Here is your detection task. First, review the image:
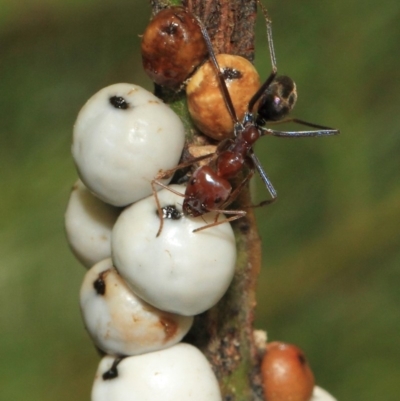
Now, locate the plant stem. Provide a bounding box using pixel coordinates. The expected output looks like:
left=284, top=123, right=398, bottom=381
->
left=148, top=1, right=262, bottom=400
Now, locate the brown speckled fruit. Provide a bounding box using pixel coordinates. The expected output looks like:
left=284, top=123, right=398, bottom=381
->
left=186, top=54, right=260, bottom=140
left=141, top=7, right=208, bottom=88
left=261, top=341, right=315, bottom=401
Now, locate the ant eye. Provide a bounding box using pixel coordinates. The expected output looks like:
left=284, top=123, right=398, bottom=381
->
left=141, top=7, right=208, bottom=88
left=256, top=76, right=297, bottom=124
left=187, top=54, right=260, bottom=140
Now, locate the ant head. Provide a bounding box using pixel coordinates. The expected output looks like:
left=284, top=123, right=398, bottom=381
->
left=256, top=75, right=297, bottom=125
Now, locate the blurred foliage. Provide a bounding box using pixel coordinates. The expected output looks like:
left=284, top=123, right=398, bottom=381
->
left=0, top=0, right=399, bottom=400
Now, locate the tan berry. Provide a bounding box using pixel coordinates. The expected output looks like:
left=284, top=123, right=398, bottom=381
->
left=141, top=7, right=208, bottom=88
left=261, top=341, right=315, bottom=401
left=186, top=54, right=260, bottom=140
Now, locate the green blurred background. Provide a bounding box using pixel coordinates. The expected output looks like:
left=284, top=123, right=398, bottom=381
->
left=1, top=0, right=399, bottom=400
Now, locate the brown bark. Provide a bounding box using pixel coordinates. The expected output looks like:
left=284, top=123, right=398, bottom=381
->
left=148, top=1, right=263, bottom=400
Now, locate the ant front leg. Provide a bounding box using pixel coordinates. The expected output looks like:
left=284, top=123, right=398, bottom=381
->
left=192, top=209, right=247, bottom=233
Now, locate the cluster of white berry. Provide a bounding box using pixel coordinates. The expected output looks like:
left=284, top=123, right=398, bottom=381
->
left=64, top=4, right=339, bottom=400
left=65, top=83, right=237, bottom=400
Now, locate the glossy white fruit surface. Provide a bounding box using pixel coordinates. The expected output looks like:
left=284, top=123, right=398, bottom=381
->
left=112, top=185, right=237, bottom=315
left=65, top=180, right=120, bottom=268
left=311, top=386, right=338, bottom=401
left=80, top=258, right=193, bottom=356
left=72, top=83, right=185, bottom=206
left=91, top=343, right=222, bottom=401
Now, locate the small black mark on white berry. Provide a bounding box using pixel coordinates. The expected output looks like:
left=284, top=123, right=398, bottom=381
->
left=102, top=357, right=125, bottom=380
left=160, top=205, right=182, bottom=220
left=93, top=272, right=107, bottom=295
left=109, top=96, right=129, bottom=109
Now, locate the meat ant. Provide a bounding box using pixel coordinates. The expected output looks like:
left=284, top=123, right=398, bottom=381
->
left=152, top=7, right=339, bottom=236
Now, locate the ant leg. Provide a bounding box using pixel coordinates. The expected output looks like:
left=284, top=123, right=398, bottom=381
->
left=219, top=167, right=255, bottom=211
left=260, top=125, right=339, bottom=138
left=193, top=161, right=274, bottom=233
left=273, top=117, right=338, bottom=131
left=194, top=18, right=239, bottom=125
left=192, top=209, right=247, bottom=233
left=247, top=70, right=277, bottom=115
left=248, top=151, right=278, bottom=200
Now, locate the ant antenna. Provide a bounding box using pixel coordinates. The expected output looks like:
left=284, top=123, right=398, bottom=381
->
left=248, top=1, right=281, bottom=114
left=195, top=18, right=240, bottom=127
left=256, top=0, right=277, bottom=73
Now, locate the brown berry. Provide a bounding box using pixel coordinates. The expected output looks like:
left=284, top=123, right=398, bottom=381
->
left=186, top=54, right=260, bottom=140
left=141, top=7, right=208, bottom=88
left=261, top=341, right=315, bottom=401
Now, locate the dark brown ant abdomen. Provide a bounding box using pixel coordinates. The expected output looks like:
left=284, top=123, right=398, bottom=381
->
left=257, top=75, right=298, bottom=124
left=183, top=166, right=231, bottom=217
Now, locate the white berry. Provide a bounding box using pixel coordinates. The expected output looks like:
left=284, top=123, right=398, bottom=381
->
left=111, top=185, right=237, bottom=316
left=80, top=258, right=193, bottom=356
left=91, top=343, right=222, bottom=401
left=311, top=386, right=338, bottom=401
left=72, top=83, right=185, bottom=206
left=65, top=180, right=120, bottom=268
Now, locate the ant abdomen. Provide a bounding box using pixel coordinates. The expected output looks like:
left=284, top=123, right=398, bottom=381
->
left=256, top=75, right=298, bottom=124
left=183, top=166, right=232, bottom=217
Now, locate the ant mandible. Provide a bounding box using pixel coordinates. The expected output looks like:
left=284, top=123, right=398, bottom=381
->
left=152, top=6, right=339, bottom=236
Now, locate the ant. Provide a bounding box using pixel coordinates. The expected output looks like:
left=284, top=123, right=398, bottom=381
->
left=152, top=6, right=339, bottom=236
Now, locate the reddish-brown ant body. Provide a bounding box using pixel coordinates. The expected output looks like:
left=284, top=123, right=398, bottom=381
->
left=152, top=8, right=339, bottom=236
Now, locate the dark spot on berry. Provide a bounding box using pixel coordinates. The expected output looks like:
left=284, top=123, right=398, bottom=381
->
left=102, top=357, right=125, bottom=380
left=109, top=96, right=129, bottom=109
left=297, top=352, right=307, bottom=366
left=160, top=205, right=182, bottom=220
left=214, top=196, right=222, bottom=204
left=162, top=22, right=179, bottom=35
left=222, top=68, right=242, bottom=81
left=93, top=271, right=107, bottom=295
